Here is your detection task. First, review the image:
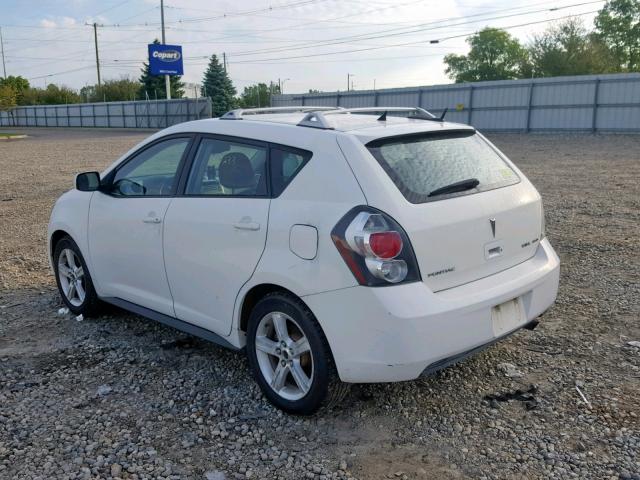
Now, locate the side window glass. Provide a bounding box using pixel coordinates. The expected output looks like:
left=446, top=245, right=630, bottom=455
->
left=111, top=138, right=189, bottom=196
left=185, top=138, right=267, bottom=196
left=270, top=147, right=311, bottom=196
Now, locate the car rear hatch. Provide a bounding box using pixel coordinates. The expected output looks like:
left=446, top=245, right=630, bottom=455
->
left=363, top=129, right=543, bottom=292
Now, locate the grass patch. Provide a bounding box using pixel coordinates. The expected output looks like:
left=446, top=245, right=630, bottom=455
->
left=0, top=133, right=24, bottom=139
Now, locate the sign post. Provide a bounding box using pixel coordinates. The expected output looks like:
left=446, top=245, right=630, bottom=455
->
left=160, top=0, right=170, bottom=100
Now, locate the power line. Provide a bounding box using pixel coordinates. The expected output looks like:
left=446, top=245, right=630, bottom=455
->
left=83, top=0, right=599, bottom=66
left=92, top=0, right=131, bottom=18
left=223, top=0, right=605, bottom=58
left=28, top=65, right=94, bottom=80
left=100, top=0, right=330, bottom=27
left=221, top=8, right=601, bottom=65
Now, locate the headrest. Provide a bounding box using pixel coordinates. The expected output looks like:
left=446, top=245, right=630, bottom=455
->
left=218, top=152, right=255, bottom=188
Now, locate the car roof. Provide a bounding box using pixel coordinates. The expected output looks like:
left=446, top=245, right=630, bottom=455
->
left=169, top=110, right=474, bottom=144
left=103, top=109, right=474, bottom=177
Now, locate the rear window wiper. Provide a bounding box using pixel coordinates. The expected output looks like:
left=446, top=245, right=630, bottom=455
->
left=428, top=178, right=479, bottom=197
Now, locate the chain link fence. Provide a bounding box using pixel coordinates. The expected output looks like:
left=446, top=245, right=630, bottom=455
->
left=0, top=97, right=212, bottom=129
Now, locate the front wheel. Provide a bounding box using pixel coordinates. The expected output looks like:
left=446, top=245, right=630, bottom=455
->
left=246, top=292, right=349, bottom=414
left=53, top=236, right=101, bottom=316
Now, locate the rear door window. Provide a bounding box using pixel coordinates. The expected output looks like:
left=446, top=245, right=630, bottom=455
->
left=185, top=138, right=268, bottom=196
left=367, top=131, right=519, bottom=204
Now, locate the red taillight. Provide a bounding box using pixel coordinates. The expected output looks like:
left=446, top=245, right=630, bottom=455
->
left=369, top=231, right=403, bottom=259
left=332, top=208, right=421, bottom=286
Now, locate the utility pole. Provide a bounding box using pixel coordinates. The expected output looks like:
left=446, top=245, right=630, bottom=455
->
left=0, top=26, right=7, bottom=79
left=160, top=0, right=171, bottom=100
left=92, top=23, right=101, bottom=87
left=278, top=78, right=290, bottom=94
left=223, top=52, right=227, bottom=72
left=347, top=73, right=354, bottom=92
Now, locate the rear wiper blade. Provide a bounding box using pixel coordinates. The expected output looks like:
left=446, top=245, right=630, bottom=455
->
left=428, top=178, right=479, bottom=197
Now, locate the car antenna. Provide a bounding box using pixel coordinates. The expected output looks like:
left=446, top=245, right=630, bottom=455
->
left=438, top=108, right=448, bottom=121
left=377, top=110, right=387, bottom=121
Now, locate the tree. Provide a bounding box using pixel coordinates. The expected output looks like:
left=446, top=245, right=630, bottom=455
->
left=444, top=28, right=530, bottom=82
left=529, top=18, right=615, bottom=76
left=20, top=84, right=81, bottom=105
left=138, top=39, right=185, bottom=100
left=201, top=54, right=236, bottom=116
left=0, top=76, right=30, bottom=105
left=237, top=82, right=280, bottom=108
left=81, top=77, right=140, bottom=102
left=594, top=0, right=640, bottom=71
left=0, top=84, right=17, bottom=111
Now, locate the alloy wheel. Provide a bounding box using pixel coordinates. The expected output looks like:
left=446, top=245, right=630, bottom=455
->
left=254, top=311, right=314, bottom=401
left=57, top=248, right=86, bottom=307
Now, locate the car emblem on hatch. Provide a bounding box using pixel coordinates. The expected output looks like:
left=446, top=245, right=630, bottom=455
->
left=489, top=218, right=496, bottom=238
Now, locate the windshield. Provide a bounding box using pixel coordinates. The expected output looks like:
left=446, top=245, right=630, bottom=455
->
left=366, top=131, right=520, bottom=203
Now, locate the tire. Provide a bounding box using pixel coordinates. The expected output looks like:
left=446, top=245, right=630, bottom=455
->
left=246, top=292, right=349, bottom=415
left=53, top=236, right=101, bottom=317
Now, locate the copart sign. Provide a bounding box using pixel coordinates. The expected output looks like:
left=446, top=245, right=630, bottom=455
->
left=148, top=44, right=184, bottom=75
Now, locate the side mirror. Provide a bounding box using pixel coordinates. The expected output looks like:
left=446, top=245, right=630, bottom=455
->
left=76, top=172, right=100, bottom=192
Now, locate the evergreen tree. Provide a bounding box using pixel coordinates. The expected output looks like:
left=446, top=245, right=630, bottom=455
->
left=201, top=54, right=236, bottom=116
left=138, top=39, right=185, bottom=100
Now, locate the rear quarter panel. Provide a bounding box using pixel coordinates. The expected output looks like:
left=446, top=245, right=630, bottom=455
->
left=232, top=131, right=367, bottom=335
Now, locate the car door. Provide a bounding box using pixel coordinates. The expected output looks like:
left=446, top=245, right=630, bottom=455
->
left=88, top=135, right=193, bottom=316
left=163, top=135, right=270, bottom=335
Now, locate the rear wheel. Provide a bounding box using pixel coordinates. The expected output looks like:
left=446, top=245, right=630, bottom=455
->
left=246, top=292, right=349, bottom=414
left=53, top=236, right=101, bottom=316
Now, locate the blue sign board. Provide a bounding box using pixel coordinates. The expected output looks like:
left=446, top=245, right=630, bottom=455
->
left=148, top=44, right=183, bottom=75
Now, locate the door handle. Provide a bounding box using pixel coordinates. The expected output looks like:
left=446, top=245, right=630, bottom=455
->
left=143, top=217, right=162, bottom=224
left=233, top=221, right=260, bottom=231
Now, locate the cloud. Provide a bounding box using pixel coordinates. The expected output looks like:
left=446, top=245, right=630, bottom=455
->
left=15, top=0, right=602, bottom=92
left=62, top=16, right=77, bottom=27
left=40, top=18, right=57, bottom=28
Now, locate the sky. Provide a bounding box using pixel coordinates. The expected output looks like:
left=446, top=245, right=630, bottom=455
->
left=0, top=0, right=604, bottom=94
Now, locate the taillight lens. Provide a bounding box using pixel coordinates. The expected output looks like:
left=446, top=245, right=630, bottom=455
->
left=369, top=231, right=403, bottom=259
left=331, top=207, right=421, bottom=286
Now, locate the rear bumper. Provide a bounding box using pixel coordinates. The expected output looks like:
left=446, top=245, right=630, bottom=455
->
left=303, top=238, right=560, bottom=383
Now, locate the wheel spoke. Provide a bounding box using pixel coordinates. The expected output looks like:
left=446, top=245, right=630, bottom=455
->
left=75, top=281, right=86, bottom=301
left=272, top=313, right=289, bottom=342
left=66, top=281, right=76, bottom=300
left=270, top=363, right=288, bottom=392
left=65, top=249, right=77, bottom=269
left=291, top=337, right=310, bottom=357
left=290, top=361, right=311, bottom=394
left=255, top=335, right=279, bottom=356
left=58, top=264, right=72, bottom=278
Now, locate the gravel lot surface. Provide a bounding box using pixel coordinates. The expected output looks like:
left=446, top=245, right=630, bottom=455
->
left=1, top=128, right=639, bottom=480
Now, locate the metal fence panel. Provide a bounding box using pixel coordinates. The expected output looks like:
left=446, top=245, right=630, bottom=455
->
left=0, top=97, right=213, bottom=129
left=271, top=73, right=640, bottom=133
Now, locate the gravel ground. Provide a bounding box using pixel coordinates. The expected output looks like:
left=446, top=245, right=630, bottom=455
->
left=0, top=128, right=638, bottom=480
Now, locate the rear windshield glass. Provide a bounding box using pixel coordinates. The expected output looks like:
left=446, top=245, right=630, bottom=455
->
left=366, top=131, right=519, bottom=204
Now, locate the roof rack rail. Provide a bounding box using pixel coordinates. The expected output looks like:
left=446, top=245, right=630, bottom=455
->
left=296, top=106, right=438, bottom=130
left=337, top=107, right=436, bottom=119
left=220, top=106, right=341, bottom=120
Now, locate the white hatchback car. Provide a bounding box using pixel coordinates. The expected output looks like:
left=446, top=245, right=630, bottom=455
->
left=48, top=107, right=559, bottom=414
